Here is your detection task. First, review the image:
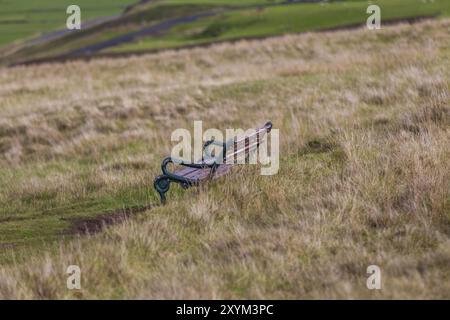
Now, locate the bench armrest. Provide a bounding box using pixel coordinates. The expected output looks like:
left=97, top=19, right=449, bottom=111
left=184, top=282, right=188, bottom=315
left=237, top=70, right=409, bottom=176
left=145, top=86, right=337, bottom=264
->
left=161, top=157, right=216, bottom=174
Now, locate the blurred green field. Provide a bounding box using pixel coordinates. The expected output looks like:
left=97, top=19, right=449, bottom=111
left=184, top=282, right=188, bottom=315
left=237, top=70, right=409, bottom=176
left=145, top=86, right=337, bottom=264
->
left=110, top=0, right=450, bottom=52
left=1, top=0, right=450, bottom=65
left=0, top=0, right=287, bottom=48
left=0, top=0, right=137, bottom=47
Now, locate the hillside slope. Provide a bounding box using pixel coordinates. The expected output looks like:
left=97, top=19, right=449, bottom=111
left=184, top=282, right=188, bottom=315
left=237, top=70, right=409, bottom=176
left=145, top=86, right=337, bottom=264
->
left=0, top=19, right=449, bottom=298
left=0, top=0, right=137, bottom=47
left=2, top=0, right=449, bottom=66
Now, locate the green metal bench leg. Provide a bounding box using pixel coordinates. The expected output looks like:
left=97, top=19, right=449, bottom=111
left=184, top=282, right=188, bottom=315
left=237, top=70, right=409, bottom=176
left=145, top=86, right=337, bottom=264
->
left=154, top=175, right=170, bottom=204
left=154, top=156, right=218, bottom=204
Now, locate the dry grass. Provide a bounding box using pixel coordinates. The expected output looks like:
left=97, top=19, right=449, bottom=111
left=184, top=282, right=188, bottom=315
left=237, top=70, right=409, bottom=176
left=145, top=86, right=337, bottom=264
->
left=0, top=18, right=449, bottom=299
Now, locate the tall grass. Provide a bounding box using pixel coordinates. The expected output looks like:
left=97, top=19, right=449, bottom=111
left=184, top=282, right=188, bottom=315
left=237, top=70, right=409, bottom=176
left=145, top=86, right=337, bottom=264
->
left=0, top=18, right=449, bottom=298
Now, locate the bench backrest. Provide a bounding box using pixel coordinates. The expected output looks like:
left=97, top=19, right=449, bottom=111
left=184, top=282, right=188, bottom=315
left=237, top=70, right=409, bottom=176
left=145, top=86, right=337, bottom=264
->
left=205, top=121, right=272, bottom=165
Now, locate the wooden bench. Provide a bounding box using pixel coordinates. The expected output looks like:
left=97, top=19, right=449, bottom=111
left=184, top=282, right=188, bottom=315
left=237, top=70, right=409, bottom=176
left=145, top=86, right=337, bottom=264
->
left=154, top=121, right=272, bottom=203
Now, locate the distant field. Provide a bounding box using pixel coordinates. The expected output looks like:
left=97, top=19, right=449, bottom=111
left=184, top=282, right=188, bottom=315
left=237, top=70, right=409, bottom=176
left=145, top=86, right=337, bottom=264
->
left=0, top=0, right=287, bottom=48
left=0, top=0, right=137, bottom=47
left=2, top=0, right=450, bottom=65
left=110, top=0, right=450, bottom=52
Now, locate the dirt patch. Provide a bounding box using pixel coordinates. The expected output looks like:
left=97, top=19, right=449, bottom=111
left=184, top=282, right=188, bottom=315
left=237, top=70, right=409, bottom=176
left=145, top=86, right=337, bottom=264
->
left=63, top=204, right=154, bottom=235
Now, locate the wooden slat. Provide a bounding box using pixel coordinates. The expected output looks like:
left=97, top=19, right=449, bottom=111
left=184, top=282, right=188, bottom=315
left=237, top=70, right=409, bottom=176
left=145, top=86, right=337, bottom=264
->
left=225, top=128, right=267, bottom=162
left=184, top=168, right=210, bottom=180
left=234, top=137, right=237, bottom=164
left=245, top=136, right=249, bottom=163
left=225, top=140, right=259, bottom=162
left=174, top=166, right=200, bottom=177
left=175, top=164, right=232, bottom=182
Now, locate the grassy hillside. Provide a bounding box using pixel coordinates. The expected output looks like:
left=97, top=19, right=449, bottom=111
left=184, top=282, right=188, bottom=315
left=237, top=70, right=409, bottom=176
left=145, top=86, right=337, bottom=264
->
left=2, top=0, right=450, bottom=65
left=0, top=0, right=287, bottom=48
left=0, top=18, right=449, bottom=298
left=0, top=0, right=278, bottom=64
left=110, top=0, right=450, bottom=52
left=0, top=0, right=138, bottom=47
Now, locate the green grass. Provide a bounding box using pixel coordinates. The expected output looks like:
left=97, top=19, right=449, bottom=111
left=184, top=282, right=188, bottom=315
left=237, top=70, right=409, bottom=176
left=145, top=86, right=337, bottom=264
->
left=3, top=0, right=450, bottom=65
left=110, top=0, right=450, bottom=52
left=0, top=0, right=137, bottom=47
left=0, top=145, right=158, bottom=251
left=0, top=0, right=286, bottom=49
